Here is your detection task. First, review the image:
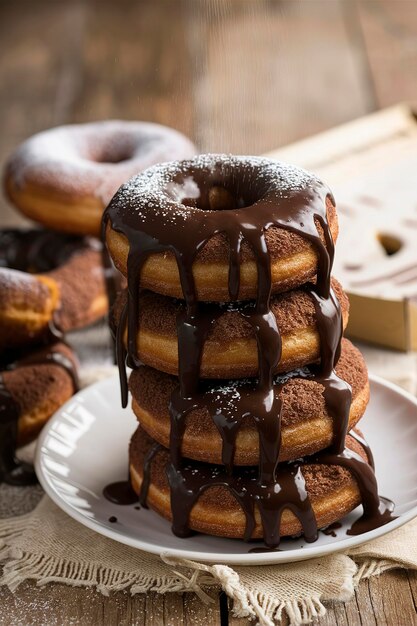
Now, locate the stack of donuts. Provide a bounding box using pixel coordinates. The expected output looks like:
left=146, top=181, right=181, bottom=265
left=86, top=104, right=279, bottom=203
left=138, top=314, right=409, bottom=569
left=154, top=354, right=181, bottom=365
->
left=0, top=120, right=196, bottom=486
left=104, top=154, right=394, bottom=547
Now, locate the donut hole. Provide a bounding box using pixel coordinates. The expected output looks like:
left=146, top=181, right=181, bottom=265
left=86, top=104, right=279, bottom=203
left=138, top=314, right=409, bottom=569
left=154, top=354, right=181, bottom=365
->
left=377, top=233, right=403, bottom=256
left=166, top=159, right=274, bottom=211
left=180, top=185, right=250, bottom=211
left=94, top=146, right=133, bottom=164
left=170, top=177, right=263, bottom=212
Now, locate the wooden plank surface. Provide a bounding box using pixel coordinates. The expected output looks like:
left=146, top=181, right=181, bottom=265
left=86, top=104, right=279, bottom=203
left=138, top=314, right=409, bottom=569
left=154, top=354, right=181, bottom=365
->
left=1, top=0, right=417, bottom=624
left=356, top=0, right=417, bottom=108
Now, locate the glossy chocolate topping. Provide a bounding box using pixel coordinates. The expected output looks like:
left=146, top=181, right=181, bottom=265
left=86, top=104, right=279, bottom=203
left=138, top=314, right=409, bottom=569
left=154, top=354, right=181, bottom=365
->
left=0, top=344, right=79, bottom=486
left=104, top=154, right=394, bottom=546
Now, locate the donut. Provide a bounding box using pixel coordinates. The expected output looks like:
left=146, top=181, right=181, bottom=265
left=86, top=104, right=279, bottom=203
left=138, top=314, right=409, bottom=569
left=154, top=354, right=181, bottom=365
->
left=0, top=228, right=108, bottom=349
left=104, top=155, right=338, bottom=302
left=0, top=342, right=78, bottom=485
left=113, top=277, right=349, bottom=379
left=4, top=121, right=196, bottom=237
left=129, top=427, right=374, bottom=542
left=130, top=339, right=368, bottom=465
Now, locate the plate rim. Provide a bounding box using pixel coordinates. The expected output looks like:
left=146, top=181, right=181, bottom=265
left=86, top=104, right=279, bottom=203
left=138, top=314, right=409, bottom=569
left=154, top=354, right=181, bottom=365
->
left=35, top=373, right=417, bottom=565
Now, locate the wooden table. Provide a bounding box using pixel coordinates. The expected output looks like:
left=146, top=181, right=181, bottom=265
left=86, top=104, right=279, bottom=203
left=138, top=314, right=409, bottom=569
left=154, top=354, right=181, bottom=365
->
left=1, top=1, right=416, bottom=623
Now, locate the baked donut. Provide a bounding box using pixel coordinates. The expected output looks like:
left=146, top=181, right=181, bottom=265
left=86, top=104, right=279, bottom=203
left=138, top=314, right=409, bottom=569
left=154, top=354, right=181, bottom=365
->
left=0, top=342, right=78, bottom=485
left=114, top=277, right=349, bottom=379
left=130, top=339, right=368, bottom=465
left=104, top=155, right=338, bottom=301
left=0, top=228, right=108, bottom=349
left=129, top=427, right=374, bottom=541
left=4, top=121, right=196, bottom=237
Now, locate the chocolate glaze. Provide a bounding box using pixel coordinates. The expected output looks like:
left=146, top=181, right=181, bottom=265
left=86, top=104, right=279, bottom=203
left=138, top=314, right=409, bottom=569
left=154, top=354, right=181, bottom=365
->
left=104, top=155, right=394, bottom=547
left=136, top=428, right=393, bottom=542
left=101, top=245, right=124, bottom=364
left=138, top=441, right=163, bottom=508
left=103, top=479, right=138, bottom=505
left=0, top=344, right=78, bottom=486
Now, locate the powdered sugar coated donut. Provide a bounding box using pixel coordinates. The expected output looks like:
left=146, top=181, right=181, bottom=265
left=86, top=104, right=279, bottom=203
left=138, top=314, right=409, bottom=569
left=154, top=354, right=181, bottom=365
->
left=4, top=120, right=196, bottom=236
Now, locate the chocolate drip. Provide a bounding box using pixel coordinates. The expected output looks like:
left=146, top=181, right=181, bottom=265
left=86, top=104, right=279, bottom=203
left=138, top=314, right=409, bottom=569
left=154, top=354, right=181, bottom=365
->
left=103, top=479, right=138, bottom=505
left=101, top=236, right=125, bottom=365
left=0, top=344, right=78, bottom=486
left=309, top=288, right=352, bottom=454
left=104, top=155, right=394, bottom=546
left=138, top=441, right=163, bottom=507
left=103, top=437, right=162, bottom=510
left=308, top=445, right=395, bottom=535
left=166, top=458, right=317, bottom=544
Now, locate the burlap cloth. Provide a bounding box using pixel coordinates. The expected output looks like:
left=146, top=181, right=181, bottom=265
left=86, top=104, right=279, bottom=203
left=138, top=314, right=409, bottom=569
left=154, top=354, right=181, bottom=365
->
left=0, top=326, right=416, bottom=626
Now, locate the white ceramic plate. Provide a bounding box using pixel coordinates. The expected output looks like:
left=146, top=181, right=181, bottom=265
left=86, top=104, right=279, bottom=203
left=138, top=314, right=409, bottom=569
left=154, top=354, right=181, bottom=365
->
left=35, top=374, right=417, bottom=565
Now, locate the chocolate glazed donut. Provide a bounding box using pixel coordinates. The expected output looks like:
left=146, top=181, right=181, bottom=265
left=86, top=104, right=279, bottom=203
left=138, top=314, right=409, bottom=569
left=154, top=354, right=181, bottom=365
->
left=104, top=155, right=394, bottom=547
left=105, top=157, right=339, bottom=301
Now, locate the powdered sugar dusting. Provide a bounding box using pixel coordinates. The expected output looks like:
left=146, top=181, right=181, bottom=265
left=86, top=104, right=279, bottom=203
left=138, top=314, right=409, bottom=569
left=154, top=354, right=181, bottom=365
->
left=111, top=154, right=321, bottom=225
left=5, top=120, right=196, bottom=204
left=204, top=366, right=310, bottom=413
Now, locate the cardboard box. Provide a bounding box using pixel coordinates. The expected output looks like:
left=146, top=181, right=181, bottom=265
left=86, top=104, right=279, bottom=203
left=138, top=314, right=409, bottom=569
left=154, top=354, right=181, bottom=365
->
left=265, top=104, right=417, bottom=351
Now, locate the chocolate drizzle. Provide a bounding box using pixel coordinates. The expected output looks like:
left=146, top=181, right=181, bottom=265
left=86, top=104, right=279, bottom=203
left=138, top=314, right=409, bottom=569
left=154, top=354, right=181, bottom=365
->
left=104, top=155, right=395, bottom=546
left=0, top=344, right=78, bottom=486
